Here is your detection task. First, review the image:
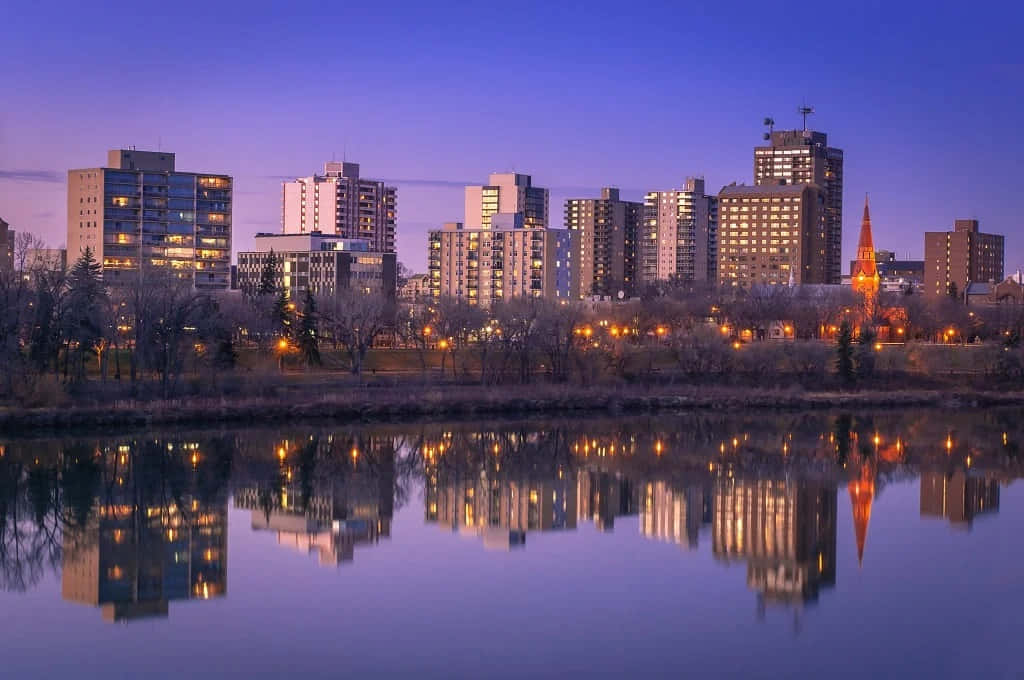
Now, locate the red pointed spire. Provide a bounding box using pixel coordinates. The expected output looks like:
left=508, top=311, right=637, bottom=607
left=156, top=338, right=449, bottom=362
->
left=852, top=195, right=879, bottom=297
left=849, top=465, right=875, bottom=568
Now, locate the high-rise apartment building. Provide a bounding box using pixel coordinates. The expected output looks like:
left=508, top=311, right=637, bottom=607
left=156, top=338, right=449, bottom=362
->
left=428, top=173, right=575, bottom=306
left=755, top=130, right=843, bottom=284
left=717, top=183, right=826, bottom=287
left=640, top=178, right=717, bottom=285
left=464, top=172, right=548, bottom=230
left=924, top=219, right=1004, bottom=297
left=67, top=150, right=232, bottom=289
left=236, top=232, right=397, bottom=300
left=428, top=217, right=577, bottom=305
left=564, top=187, right=641, bottom=298
left=281, top=162, right=396, bottom=254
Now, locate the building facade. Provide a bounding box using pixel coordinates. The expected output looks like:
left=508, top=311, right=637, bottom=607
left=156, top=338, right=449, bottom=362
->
left=0, top=217, right=12, bottom=272
left=565, top=187, right=641, bottom=298
left=67, top=149, right=232, bottom=289
left=21, top=248, right=67, bottom=273
left=755, top=130, right=843, bottom=284
left=281, top=162, right=396, bottom=254
left=924, top=219, right=1004, bottom=298
left=641, top=178, right=717, bottom=285
left=399, top=273, right=430, bottom=302
left=428, top=172, right=576, bottom=306
left=236, top=232, right=396, bottom=300
left=717, top=183, right=826, bottom=288
left=464, top=172, right=548, bottom=230
left=428, top=219, right=577, bottom=305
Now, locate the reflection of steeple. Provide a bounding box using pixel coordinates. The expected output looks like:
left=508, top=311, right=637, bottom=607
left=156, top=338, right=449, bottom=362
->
left=848, top=464, right=875, bottom=567
left=851, top=195, right=880, bottom=301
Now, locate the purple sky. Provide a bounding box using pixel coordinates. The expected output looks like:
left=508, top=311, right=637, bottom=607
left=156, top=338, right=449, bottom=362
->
left=1, top=1, right=1021, bottom=274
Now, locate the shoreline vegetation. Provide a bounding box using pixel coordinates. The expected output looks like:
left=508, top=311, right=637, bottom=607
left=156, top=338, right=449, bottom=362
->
left=3, top=384, right=1024, bottom=435
left=6, top=247, right=1024, bottom=436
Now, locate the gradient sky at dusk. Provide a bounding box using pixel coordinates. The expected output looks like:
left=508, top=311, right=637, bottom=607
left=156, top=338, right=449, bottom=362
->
left=1, top=1, right=1021, bottom=273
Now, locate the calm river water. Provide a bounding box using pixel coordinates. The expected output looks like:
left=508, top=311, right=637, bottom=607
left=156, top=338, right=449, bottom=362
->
left=1, top=409, right=1021, bottom=678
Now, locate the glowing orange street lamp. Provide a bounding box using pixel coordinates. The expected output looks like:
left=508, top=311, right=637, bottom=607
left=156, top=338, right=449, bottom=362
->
left=656, top=326, right=667, bottom=337
left=439, top=339, right=449, bottom=350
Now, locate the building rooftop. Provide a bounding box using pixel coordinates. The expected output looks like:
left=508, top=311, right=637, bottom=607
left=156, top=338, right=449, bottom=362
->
left=719, top=183, right=814, bottom=197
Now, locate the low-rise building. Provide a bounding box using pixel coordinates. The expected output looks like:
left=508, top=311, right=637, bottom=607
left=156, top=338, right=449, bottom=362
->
left=399, top=273, right=430, bottom=302
left=236, top=232, right=396, bottom=299
left=21, top=248, right=67, bottom=273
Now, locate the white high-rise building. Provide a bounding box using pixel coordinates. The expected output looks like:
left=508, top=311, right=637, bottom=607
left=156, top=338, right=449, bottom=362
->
left=281, top=162, right=396, bottom=253
left=641, top=177, right=717, bottom=285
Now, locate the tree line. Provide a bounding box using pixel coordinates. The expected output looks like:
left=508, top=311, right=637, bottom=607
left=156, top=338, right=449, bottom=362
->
left=4, top=239, right=1024, bottom=406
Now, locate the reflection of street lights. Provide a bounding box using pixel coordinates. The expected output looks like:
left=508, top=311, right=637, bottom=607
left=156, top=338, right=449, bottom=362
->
left=276, top=337, right=290, bottom=373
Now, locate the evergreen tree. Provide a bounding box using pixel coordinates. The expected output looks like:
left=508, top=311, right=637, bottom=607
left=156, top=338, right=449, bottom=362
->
left=272, top=288, right=292, bottom=337
left=297, top=288, right=321, bottom=367
left=854, top=325, right=877, bottom=380
left=65, top=248, right=107, bottom=381
left=836, top=320, right=855, bottom=385
left=258, top=250, right=277, bottom=296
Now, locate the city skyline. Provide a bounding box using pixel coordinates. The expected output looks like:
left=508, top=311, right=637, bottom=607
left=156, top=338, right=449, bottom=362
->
left=2, top=3, right=1021, bottom=274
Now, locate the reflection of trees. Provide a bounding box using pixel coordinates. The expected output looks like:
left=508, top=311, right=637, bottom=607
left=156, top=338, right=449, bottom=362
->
left=0, top=436, right=234, bottom=594
left=0, top=446, right=101, bottom=592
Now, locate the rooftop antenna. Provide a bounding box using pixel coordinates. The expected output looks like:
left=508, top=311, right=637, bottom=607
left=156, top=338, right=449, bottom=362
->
left=762, top=117, right=775, bottom=141
left=798, top=105, right=815, bottom=131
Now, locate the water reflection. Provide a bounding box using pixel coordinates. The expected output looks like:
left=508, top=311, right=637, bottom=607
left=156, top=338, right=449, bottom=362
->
left=0, top=408, right=1021, bottom=626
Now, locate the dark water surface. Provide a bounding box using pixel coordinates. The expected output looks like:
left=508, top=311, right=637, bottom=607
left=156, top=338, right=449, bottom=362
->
left=1, top=409, right=1022, bottom=679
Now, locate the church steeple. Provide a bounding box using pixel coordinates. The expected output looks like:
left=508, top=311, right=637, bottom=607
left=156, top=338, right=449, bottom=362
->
left=849, top=462, right=875, bottom=567
left=851, top=195, right=880, bottom=299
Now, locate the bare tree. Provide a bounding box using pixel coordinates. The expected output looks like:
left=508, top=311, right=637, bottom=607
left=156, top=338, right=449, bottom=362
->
left=318, top=289, right=395, bottom=377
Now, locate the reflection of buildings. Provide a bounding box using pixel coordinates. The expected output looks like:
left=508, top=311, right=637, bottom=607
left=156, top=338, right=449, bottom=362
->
left=640, top=482, right=710, bottom=549
left=577, top=470, right=637, bottom=532
left=62, top=498, right=227, bottom=623
left=712, top=478, right=837, bottom=607
left=425, top=468, right=577, bottom=550
left=235, top=477, right=392, bottom=567
left=920, top=469, right=999, bottom=529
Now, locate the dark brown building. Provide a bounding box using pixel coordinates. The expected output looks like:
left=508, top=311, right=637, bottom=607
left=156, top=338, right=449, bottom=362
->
left=755, top=130, right=843, bottom=284
left=718, top=183, right=827, bottom=287
left=0, top=217, right=12, bottom=272
left=924, top=219, right=1004, bottom=298
left=565, top=188, right=642, bottom=298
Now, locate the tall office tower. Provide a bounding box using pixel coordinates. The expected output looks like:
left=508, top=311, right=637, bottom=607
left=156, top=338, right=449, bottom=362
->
left=717, top=183, right=826, bottom=288
left=281, top=162, right=397, bottom=254
left=564, top=187, right=642, bottom=298
left=640, top=178, right=717, bottom=285
left=924, top=219, right=1004, bottom=297
left=464, top=172, right=549, bottom=230
left=67, top=150, right=232, bottom=289
left=755, top=130, right=843, bottom=284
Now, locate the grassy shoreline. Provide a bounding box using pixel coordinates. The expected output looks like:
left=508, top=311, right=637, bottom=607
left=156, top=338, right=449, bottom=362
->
left=2, top=384, right=1023, bottom=436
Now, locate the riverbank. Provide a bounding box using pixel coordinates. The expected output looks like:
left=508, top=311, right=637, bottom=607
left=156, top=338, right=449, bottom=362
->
left=2, top=384, right=1023, bottom=435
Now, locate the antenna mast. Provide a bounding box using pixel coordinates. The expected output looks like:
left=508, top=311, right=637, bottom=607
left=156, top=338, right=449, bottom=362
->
left=798, top=105, right=815, bottom=131
left=762, top=117, right=775, bottom=141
